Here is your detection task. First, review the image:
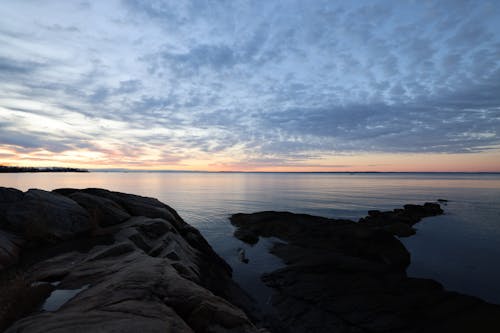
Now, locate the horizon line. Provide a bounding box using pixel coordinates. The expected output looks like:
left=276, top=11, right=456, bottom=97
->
left=90, top=169, right=500, bottom=174
left=2, top=165, right=500, bottom=174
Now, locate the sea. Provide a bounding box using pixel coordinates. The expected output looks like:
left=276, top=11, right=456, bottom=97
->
left=1, top=172, right=499, bottom=306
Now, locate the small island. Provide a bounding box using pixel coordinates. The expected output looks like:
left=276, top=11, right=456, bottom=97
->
left=0, top=166, right=88, bottom=173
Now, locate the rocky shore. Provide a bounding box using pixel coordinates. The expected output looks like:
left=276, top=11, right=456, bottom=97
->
left=231, top=204, right=500, bottom=332
left=2, top=187, right=499, bottom=332
left=0, top=187, right=260, bottom=332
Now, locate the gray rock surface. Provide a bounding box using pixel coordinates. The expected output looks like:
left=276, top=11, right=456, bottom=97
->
left=0, top=187, right=260, bottom=333
left=3, top=189, right=90, bottom=241
left=231, top=205, right=500, bottom=333
left=68, top=192, right=131, bottom=227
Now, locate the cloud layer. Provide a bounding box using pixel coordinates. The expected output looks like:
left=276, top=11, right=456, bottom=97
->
left=1, top=0, right=500, bottom=169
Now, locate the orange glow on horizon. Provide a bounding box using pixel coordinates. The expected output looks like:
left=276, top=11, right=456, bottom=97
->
left=2, top=145, right=500, bottom=172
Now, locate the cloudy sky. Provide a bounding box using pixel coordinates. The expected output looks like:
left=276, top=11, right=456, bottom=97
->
left=1, top=0, right=499, bottom=171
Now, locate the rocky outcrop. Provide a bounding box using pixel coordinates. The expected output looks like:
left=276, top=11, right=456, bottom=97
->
left=67, top=192, right=131, bottom=227
left=1, top=189, right=90, bottom=242
left=231, top=211, right=410, bottom=269
left=0, top=187, right=260, bottom=333
left=231, top=204, right=500, bottom=333
left=358, top=203, right=443, bottom=237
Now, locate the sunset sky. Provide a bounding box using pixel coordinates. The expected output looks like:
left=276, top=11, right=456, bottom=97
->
left=1, top=0, right=500, bottom=172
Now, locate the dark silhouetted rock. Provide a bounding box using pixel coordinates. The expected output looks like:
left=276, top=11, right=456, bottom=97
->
left=4, top=189, right=90, bottom=241
left=0, top=230, right=24, bottom=269
left=0, top=187, right=24, bottom=203
left=383, top=221, right=416, bottom=237
left=234, top=228, right=259, bottom=245
left=1, top=188, right=261, bottom=333
left=0, top=187, right=24, bottom=227
left=231, top=211, right=410, bottom=269
left=230, top=205, right=500, bottom=333
left=358, top=202, right=444, bottom=237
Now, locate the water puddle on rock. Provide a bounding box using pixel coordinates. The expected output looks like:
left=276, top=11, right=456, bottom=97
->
left=41, top=284, right=90, bottom=311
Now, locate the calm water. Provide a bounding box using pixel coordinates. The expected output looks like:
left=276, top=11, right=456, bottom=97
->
left=1, top=172, right=500, bottom=305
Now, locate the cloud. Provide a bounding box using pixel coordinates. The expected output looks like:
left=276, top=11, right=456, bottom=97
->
left=0, top=0, right=499, bottom=168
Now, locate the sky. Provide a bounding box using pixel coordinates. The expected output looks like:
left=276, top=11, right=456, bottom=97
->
left=1, top=0, right=500, bottom=172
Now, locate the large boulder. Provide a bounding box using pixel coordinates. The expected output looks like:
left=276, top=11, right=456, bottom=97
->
left=4, top=189, right=90, bottom=241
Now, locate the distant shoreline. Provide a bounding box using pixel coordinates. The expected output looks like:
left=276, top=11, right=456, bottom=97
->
left=0, top=166, right=88, bottom=173
left=1, top=166, right=499, bottom=174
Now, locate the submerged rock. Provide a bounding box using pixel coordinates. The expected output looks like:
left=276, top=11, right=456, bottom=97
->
left=0, top=187, right=261, bottom=333
left=230, top=204, right=500, bottom=333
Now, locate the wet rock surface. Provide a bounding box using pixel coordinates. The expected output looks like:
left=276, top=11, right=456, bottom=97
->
left=0, top=187, right=260, bottom=333
left=231, top=203, right=500, bottom=333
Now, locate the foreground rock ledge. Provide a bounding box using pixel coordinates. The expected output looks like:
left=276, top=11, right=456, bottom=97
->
left=0, top=187, right=260, bottom=333
left=231, top=204, right=500, bottom=333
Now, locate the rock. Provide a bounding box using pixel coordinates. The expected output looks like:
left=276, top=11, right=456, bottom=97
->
left=231, top=208, right=500, bottom=332
left=68, top=192, right=130, bottom=227
left=383, top=222, right=416, bottom=237
left=54, top=188, right=183, bottom=229
left=4, top=189, right=90, bottom=241
left=238, top=248, right=249, bottom=264
left=404, top=202, right=443, bottom=217
left=7, top=249, right=258, bottom=333
left=0, top=187, right=24, bottom=203
left=0, top=187, right=24, bottom=227
left=6, top=235, right=258, bottom=333
left=231, top=211, right=410, bottom=269
left=0, top=230, right=24, bottom=269
left=85, top=242, right=135, bottom=262
left=234, top=228, right=259, bottom=245
left=1, top=188, right=261, bottom=332
left=359, top=202, right=444, bottom=236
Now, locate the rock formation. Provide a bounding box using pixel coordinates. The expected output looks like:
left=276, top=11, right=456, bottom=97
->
left=231, top=204, right=500, bottom=333
left=0, top=187, right=260, bottom=333
left=3, top=186, right=499, bottom=333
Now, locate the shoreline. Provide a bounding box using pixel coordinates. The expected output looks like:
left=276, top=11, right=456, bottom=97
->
left=0, top=166, right=88, bottom=173
left=1, top=187, right=499, bottom=332
left=230, top=206, right=500, bottom=332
